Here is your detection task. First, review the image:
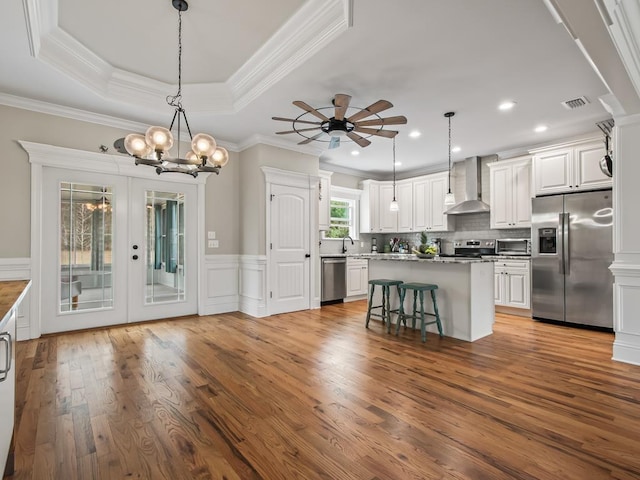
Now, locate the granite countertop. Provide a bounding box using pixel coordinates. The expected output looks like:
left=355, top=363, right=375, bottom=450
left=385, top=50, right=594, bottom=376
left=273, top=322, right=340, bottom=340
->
left=320, top=253, right=493, bottom=263
left=0, top=280, right=31, bottom=324
left=482, top=255, right=531, bottom=260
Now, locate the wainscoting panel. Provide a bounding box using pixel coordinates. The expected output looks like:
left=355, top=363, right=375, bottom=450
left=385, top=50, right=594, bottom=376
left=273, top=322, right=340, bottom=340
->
left=200, top=255, right=240, bottom=315
left=239, top=255, right=267, bottom=318
left=0, top=258, right=32, bottom=340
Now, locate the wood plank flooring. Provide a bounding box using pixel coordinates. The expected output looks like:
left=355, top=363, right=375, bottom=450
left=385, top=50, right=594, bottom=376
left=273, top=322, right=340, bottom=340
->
left=7, top=301, right=640, bottom=479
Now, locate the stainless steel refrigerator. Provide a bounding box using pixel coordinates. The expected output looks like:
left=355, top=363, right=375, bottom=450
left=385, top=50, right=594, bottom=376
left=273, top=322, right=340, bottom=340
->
left=531, top=190, right=613, bottom=328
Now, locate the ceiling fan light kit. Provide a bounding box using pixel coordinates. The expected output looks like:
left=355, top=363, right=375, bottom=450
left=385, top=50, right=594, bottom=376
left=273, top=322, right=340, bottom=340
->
left=115, top=0, right=229, bottom=178
left=273, top=94, right=407, bottom=149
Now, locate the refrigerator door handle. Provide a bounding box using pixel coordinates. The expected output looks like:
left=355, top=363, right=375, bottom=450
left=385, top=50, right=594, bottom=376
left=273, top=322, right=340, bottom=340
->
left=563, top=212, right=570, bottom=276
left=558, top=213, right=565, bottom=274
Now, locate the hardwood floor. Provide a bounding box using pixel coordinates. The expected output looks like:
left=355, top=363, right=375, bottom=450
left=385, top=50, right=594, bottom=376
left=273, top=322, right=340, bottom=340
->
left=8, top=301, right=640, bottom=479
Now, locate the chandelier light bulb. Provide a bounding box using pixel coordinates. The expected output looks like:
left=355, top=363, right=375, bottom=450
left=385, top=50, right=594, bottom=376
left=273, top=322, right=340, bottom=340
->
left=212, top=147, right=229, bottom=167
left=145, top=126, right=174, bottom=153
left=184, top=150, right=199, bottom=164
left=124, top=134, right=152, bottom=157
left=191, top=133, right=217, bottom=158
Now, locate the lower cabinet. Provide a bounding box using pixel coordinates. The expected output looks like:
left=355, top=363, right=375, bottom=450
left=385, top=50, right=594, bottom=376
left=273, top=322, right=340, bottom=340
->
left=346, top=258, right=369, bottom=297
left=494, top=260, right=530, bottom=309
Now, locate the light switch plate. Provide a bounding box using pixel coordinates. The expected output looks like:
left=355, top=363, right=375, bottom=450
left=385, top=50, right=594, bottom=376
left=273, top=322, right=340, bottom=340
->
left=208, top=231, right=216, bottom=239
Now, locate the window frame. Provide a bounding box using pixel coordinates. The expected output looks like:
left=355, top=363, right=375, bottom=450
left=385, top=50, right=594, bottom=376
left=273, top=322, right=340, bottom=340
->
left=322, top=185, right=362, bottom=241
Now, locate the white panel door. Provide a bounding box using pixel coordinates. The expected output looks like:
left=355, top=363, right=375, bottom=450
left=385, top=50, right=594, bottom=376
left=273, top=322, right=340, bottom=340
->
left=512, top=161, right=532, bottom=227
left=575, top=142, right=610, bottom=190
left=378, top=184, right=398, bottom=232
left=489, top=165, right=512, bottom=229
left=270, top=184, right=310, bottom=314
left=428, top=175, right=448, bottom=231
left=412, top=177, right=429, bottom=231
left=128, top=178, right=198, bottom=323
left=534, top=149, right=572, bottom=195
left=397, top=181, right=413, bottom=232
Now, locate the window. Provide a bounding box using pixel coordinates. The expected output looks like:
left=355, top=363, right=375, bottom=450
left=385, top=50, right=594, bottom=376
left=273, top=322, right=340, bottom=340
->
left=323, top=186, right=361, bottom=239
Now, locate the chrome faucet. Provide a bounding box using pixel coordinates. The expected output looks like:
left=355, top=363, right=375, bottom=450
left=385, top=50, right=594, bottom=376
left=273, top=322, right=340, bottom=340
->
left=342, top=235, right=354, bottom=254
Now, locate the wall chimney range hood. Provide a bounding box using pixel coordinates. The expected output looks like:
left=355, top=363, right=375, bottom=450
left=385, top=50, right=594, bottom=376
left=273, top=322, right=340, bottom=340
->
left=444, top=156, right=490, bottom=215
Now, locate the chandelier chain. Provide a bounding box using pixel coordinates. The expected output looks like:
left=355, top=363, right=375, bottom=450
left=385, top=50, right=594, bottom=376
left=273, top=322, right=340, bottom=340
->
left=167, top=9, right=183, bottom=109
left=447, top=113, right=452, bottom=194
left=392, top=136, right=396, bottom=200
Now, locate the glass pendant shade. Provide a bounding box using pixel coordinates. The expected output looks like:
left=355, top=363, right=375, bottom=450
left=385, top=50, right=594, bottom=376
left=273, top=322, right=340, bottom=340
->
left=444, top=192, right=456, bottom=206
left=191, top=133, right=217, bottom=158
left=389, top=199, right=399, bottom=211
left=212, top=147, right=229, bottom=167
left=184, top=150, right=199, bottom=164
left=145, top=126, right=174, bottom=153
left=124, top=134, right=152, bottom=157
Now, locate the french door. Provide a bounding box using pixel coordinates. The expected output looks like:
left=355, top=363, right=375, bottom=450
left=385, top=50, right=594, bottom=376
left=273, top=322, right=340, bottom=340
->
left=40, top=167, right=198, bottom=334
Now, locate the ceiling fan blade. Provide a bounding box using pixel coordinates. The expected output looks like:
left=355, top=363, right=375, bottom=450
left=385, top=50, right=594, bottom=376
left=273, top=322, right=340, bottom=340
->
left=329, top=137, right=340, bottom=149
left=272, top=116, right=322, bottom=126
left=355, top=115, right=408, bottom=127
left=353, top=127, right=398, bottom=138
left=293, top=101, right=330, bottom=122
left=347, top=132, right=372, bottom=148
left=298, top=132, right=325, bottom=145
left=347, top=100, right=393, bottom=123
left=276, top=127, right=322, bottom=135
left=333, top=94, right=351, bottom=121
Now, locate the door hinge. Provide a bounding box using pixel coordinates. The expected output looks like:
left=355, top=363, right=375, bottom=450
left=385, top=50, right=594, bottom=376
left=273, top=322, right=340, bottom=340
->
left=270, top=194, right=275, bottom=201
left=270, top=291, right=273, bottom=298
left=270, top=243, right=272, bottom=250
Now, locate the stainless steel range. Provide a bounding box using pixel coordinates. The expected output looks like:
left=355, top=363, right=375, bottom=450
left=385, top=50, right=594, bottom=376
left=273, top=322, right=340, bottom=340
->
left=439, top=239, right=496, bottom=258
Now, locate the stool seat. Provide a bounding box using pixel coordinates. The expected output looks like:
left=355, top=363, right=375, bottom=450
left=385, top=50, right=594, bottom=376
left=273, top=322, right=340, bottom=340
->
left=365, top=279, right=403, bottom=333
left=397, top=282, right=443, bottom=342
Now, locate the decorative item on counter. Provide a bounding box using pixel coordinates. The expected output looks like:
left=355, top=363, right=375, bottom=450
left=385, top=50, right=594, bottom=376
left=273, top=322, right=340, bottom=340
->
left=413, top=231, right=438, bottom=258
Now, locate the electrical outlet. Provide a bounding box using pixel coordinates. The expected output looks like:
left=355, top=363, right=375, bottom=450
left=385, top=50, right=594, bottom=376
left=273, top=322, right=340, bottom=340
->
left=208, top=231, right=216, bottom=239
left=211, top=240, right=219, bottom=248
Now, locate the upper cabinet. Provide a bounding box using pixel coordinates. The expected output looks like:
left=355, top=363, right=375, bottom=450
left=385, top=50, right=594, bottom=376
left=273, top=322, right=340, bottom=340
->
left=360, top=173, right=453, bottom=234
left=318, top=170, right=333, bottom=231
left=531, top=138, right=610, bottom=196
left=488, top=156, right=532, bottom=229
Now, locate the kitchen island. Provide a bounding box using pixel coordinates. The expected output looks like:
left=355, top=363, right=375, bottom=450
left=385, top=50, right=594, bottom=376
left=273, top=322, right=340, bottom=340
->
left=362, top=254, right=495, bottom=342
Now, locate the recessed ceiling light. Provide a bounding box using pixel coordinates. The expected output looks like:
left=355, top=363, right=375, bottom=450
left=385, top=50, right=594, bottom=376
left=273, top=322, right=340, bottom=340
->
left=394, top=161, right=402, bottom=166
left=451, top=146, right=461, bottom=153
left=498, top=101, right=517, bottom=111
left=534, top=125, right=548, bottom=133
left=351, top=150, right=360, bottom=156
left=409, top=130, right=421, bottom=138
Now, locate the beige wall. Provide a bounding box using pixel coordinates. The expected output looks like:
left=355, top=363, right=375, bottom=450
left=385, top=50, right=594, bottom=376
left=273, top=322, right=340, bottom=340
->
left=239, top=144, right=319, bottom=255
left=0, top=104, right=241, bottom=257
left=329, top=171, right=366, bottom=190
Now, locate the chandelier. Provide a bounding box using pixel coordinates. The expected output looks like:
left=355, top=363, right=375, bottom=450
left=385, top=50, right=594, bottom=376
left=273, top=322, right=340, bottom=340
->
left=117, top=0, right=229, bottom=178
left=443, top=111, right=456, bottom=206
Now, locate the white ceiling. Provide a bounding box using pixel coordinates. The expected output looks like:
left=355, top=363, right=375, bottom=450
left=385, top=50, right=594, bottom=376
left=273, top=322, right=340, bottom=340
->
left=1, top=0, right=613, bottom=178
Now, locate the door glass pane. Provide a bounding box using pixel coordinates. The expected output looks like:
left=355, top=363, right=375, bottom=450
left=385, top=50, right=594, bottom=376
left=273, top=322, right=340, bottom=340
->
left=60, top=183, right=113, bottom=312
left=145, top=191, right=186, bottom=304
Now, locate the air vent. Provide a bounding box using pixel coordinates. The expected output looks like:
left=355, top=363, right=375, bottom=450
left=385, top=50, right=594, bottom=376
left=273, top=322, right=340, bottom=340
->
left=561, top=96, right=590, bottom=110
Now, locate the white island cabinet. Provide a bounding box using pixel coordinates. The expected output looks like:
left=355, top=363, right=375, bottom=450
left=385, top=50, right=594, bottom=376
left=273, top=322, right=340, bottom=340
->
left=365, top=256, right=495, bottom=342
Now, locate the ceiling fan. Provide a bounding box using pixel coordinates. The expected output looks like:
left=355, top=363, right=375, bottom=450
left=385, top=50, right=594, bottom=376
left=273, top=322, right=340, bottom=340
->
left=272, top=94, right=407, bottom=149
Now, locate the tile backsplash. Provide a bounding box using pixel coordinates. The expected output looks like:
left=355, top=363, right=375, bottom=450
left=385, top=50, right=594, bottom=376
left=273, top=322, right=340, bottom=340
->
left=377, top=213, right=530, bottom=254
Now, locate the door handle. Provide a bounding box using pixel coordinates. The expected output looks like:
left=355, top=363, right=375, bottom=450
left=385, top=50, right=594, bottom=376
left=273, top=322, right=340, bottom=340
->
left=0, top=333, right=11, bottom=382
left=563, top=212, right=570, bottom=276
left=305, top=254, right=311, bottom=258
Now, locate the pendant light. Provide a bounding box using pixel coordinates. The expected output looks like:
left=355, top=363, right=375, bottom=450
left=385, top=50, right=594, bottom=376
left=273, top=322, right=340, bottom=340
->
left=444, top=111, right=456, bottom=206
left=389, top=136, right=399, bottom=212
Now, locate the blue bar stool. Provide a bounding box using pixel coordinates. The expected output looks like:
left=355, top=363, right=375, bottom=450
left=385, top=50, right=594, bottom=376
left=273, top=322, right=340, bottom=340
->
left=365, top=279, right=403, bottom=333
left=396, top=283, right=443, bottom=342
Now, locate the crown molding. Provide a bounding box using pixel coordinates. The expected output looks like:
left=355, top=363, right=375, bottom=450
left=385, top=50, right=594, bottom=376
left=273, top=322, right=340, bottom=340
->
left=239, top=133, right=322, bottom=156
left=228, top=0, right=351, bottom=111
left=0, top=92, right=148, bottom=131
left=23, top=0, right=351, bottom=114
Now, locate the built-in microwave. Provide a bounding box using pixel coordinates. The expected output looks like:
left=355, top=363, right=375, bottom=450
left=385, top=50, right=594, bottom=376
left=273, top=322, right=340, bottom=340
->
left=495, top=238, right=531, bottom=256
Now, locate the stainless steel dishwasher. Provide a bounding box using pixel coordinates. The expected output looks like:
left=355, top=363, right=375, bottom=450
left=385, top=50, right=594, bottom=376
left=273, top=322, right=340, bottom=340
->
left=321, top=257, right=347, bottom=304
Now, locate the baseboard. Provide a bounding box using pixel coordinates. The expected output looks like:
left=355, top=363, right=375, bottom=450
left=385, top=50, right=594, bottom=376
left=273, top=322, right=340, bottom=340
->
left=0, top=258, right=30, bottom=281
left=613, top=333, right=640, bottom=366
left=495, top=305, right=532, bottom=318
left=344, top=294, right=367, bottom=303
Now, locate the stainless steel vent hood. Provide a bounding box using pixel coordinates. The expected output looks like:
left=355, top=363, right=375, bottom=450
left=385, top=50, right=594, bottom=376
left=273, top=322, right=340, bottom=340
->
left=444, top=156, right=490, bottom=215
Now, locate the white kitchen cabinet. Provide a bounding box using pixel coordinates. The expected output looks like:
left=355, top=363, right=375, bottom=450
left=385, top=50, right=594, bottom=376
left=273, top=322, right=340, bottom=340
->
left=397, top=180, right=413, bottom=232
left=360, top=173, right=453, bottom=234
left=359, top=180, right=380, bottom=233
left=494, top=259, right=530, bottom=309
left=488, top=156, right=532, bottom=229
left=531, top=138, right=610, bottom=196
left=378, top=183, right=398, bottom=232
left=318, top=170, right=333, bottom=231
left=346, top=258, right=368, bottom=297
left=413, top=172, right=454, bottom=232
